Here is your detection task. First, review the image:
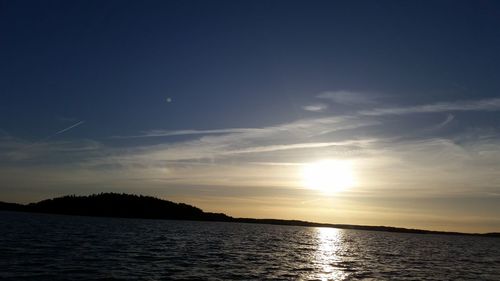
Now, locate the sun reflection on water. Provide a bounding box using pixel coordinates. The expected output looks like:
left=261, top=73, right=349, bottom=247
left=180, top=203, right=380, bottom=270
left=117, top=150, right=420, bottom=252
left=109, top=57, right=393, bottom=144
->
left=313, top=227, right=349, bottom=281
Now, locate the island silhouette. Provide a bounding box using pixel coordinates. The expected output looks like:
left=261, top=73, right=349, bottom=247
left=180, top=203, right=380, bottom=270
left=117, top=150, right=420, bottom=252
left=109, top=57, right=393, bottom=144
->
left=1, top=193, right=498, bottom=237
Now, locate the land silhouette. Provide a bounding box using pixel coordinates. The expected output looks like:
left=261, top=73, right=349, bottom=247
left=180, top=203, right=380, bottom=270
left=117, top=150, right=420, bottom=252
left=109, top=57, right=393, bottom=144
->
left=1, top=193, right=498, bottom=238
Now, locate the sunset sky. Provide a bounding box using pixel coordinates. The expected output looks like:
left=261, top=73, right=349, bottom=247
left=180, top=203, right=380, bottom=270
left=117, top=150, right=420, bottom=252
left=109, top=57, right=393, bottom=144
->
left=1, top=0, right=500, bottom=233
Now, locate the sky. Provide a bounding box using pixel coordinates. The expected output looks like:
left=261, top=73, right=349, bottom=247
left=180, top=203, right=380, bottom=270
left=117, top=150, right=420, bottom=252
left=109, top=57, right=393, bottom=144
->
left=1, top=0, right=500, bottom=233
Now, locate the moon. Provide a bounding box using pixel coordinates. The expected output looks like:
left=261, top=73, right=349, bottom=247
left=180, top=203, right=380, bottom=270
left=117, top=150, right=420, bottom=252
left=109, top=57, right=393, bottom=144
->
left=301, top=159, right=355, bottom=194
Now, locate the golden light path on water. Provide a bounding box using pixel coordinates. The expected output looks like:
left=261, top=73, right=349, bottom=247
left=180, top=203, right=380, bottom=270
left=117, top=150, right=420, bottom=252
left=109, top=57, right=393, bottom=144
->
left=312, top=227, right=349, bottom=281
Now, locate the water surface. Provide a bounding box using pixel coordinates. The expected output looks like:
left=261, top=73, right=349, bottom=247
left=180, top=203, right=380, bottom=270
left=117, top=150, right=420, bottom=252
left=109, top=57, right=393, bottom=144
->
left=1, top=211, right=499, bottom=280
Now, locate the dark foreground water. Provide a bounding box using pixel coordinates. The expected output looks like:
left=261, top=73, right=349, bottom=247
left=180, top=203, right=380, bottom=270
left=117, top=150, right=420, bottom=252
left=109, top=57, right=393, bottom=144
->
left=1, top=211, right=499, bottom=280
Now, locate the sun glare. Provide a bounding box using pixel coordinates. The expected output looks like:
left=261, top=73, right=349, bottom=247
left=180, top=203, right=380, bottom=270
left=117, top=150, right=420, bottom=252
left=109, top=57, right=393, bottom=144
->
left=301, top=160, right=355, bottom=194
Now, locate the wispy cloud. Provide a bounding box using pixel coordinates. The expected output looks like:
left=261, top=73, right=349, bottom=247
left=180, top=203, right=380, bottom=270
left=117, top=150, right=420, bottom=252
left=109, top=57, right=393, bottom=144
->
left=317, top=90, right=377, bottom=105
left=3, top=97, right=500, bottom=206
left=434, top=114, right=455, bottom=130
left=1, top=138, right=101, bottom=162
left=95, top=115, right=377, bottom=165
left=0, top=120, right=88, bottom=161
left=302, top=103, right=328, bottom=112
left=227, top=139, right=377, bottom=155
left=111, top=115, right=376, bottom=144
left=112, top=128, right=261, bottom=139
left=360, top=98, right=500, bottom=116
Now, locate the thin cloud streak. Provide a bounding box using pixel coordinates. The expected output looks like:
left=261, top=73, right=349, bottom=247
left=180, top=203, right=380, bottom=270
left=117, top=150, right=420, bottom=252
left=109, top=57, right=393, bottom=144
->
left=317, top=90, right=377, bottom=105
left=111, top=128, right=261, bottom=139
left=360, top=98, right=500, bottom=116
left=227, top=139, right=377, bottom=155
left=111, top=115, right=376, bottom=141
left=434, top=114, right=455, bottom=130
left=0, top=121, right=87, bottom=161
left=95, top=116, right=377, bottom=164
left=302, top=103, right=328, bottom=112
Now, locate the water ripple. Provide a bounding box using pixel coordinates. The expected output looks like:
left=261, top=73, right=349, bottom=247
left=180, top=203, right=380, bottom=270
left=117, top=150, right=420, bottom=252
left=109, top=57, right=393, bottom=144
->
left=1, top=211, right=499, bottom=280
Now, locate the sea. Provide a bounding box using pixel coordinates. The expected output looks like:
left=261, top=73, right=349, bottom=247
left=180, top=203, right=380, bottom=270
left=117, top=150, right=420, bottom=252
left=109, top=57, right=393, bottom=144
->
left=0, top=211, right=499, bottom=280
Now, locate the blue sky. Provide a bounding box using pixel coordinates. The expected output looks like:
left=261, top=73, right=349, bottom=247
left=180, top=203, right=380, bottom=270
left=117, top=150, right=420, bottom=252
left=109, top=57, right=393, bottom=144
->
left=1, top=0, right=500, bottom=232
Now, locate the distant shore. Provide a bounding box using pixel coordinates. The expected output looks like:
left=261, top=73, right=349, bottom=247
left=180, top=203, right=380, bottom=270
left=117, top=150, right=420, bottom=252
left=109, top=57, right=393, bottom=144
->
left=1, top=193, right=499, bottom=238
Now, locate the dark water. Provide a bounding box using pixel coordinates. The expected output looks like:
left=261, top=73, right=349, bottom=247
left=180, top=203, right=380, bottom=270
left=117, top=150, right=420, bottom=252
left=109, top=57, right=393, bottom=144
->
left=1, top=211, right=499, bottom=280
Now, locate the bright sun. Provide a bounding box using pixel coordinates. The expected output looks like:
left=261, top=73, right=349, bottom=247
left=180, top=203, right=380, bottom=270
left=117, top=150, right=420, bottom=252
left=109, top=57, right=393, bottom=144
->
left=301, top=159, right=355, bottom=194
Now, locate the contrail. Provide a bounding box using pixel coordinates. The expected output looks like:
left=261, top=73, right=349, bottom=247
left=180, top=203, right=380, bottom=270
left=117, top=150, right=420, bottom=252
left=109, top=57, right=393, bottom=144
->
left=51, top=120, right=85, bottom=137
left=39, top=120, right=85, bottom=142
left=12, top=120, right=86, bottom=156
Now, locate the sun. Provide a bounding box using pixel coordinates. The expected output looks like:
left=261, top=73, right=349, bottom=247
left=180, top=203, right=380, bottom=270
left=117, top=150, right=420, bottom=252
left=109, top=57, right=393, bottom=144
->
left=301, top=159, right=355, bottom=194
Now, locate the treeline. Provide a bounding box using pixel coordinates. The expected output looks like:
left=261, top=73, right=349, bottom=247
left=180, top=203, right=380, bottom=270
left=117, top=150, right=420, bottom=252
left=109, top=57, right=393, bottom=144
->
left=1, top=193, right=499, bottom=238
left=1, top=193, right=230, bottom=221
